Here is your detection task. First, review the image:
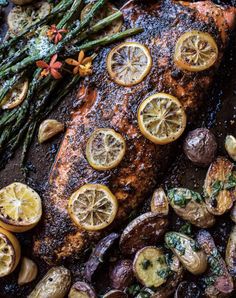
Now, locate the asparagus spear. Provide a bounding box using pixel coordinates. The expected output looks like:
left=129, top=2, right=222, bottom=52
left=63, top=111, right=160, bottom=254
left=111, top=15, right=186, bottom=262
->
left=57, top=0, right=83, bottom=29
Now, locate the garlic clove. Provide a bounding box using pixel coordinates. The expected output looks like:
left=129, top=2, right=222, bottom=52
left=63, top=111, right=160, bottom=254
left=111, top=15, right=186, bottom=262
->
left=18, top=257, right=38, bottom=285
left=225, top=135, right=236, bottom=161
left=38, top=119, right=64, bottom=144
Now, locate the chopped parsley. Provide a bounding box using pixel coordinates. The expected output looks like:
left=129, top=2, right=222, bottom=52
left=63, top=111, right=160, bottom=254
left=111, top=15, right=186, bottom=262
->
left=141, top=259, right=152, bottom=270
left=156, top=268, right=172, bottom=279
left=210, top=172, right=236, bottom=198
left=179, top=222, right=192, bottom=236
left=165, top=233, right=186, bottom=255
left=168, top=188, right=203, bottom=208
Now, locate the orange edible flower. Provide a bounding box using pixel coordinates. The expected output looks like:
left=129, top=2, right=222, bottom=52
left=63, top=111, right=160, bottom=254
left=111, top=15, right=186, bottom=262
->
left=65, top=50, right=93, bottom=77
left=36, top=54, right=62, bottom=79
left=47, top=24, right=67, bottom=44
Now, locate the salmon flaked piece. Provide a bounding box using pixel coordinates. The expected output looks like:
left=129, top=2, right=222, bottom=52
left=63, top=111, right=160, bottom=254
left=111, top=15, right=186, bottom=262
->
left=34, top=0, right=236, bottom=264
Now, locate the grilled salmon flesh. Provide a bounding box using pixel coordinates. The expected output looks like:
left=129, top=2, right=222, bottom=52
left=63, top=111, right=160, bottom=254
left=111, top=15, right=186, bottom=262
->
left=34, top=0, right=236, bottom=264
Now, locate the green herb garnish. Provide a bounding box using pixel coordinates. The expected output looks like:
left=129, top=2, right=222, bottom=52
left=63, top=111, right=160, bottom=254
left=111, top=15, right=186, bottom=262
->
left=141, top=259, right=152, bottom=270
left=156, top=268, right=172, bottom=279
left=179, top=222, right=192, bottom=236
left=168, top=188, right=203, bottom=208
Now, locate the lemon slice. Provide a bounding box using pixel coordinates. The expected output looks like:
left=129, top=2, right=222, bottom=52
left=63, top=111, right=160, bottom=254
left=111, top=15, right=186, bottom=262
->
left=0, top=227, right=21, bottom=277
left=138, top=93, right=187, bottom=145
left=174, top=31, right=218, bottom=72
left=0, top=182, right=42, bottom=232
left=81, top=2, right=123, bottom=38
left=68, top=184, right=118, bottom=231
left=0, top=78, right=28, bottom=110
left=7, top=1, right=51, bottom=36
left=86, top=128, right=126, bottom=171
left=107, top=42, right=152, bottom=87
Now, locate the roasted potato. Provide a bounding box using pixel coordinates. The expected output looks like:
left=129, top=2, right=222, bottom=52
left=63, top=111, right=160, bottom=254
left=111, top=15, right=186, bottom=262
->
left=103, top=290, right=128, bottom=298
left=225, top=225, right=236, bottom=276
left=204, top=157, right=236, bottom=215
left=168, top=188, right=215, bottom=228
left=165, top=232, right=207, bottom=275
left=85, top=233, right=119, bottom=282
left=230, top=202, right=236, bottom=223
left=110, top=259, right=134, bottom=290
left=174, top=281, right=201, bottom=298
left=11, top=0, right=34, bottom=4
left=68, top=281, right=96, bottom=298
left=28, top=266, right=71, bottom=298
left=196, top=230, right=234, bottom=296
left=151, top=187, right=169, bottom=215
left=151, top=255, right=184, bottom=298
left=225, top=135, right=236, bottom=161
left=119, top=212, right=168, bottom=255
left=183, top=128, right=217, bottom=167
left=133, top=246, right=169, bottom=288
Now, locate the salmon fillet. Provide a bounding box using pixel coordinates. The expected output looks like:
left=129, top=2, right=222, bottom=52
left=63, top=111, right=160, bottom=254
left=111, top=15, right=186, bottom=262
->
left=34, top=0, right=236, bottom=264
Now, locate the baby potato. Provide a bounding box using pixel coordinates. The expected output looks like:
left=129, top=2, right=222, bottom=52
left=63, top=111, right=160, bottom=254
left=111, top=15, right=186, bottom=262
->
left=204, top=157, right=236, bottom=215
left=165, top=232, right=207, bottom=275
left=151, top=187, right=169, bottom=215
left=168, top=188, right=215, bottom=228
left=28, top=266, right=71, bottom=298
left=68, top=281, right=96, bottom=298
left=225, top=225, right=236, bottom=276
left=133, top=246, right=169, bottom=288
left=230, top=202, right=236, bottom=223
left=110, top=259, right=134, bottom=290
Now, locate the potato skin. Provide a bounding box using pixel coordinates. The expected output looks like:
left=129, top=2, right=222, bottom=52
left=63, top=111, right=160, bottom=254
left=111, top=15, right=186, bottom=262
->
left=174, top=281, right=201, bottom=298
left=103, top=290, right=128, bottom=298
left=28, top=267, right=71, bottom=298
left=85, top=233, right=119, bottom=282
left=225, top=225, right=236, bottom=276
left=110, top=260, right=134, bottom=290
left=151, top=187, right=169, bottom=215
left=68, top=281, right=96, bottom=298
left=119, top=212, right=168, bottom=255
left=204, top=157, right=235, bottom=215
left=183, top=128, right=217, bottom=167
left=165, top=232, right=207, bottom=275
left=168, top=188, right=215, bottom=228
left=196, top=230, right=234, bottom=296
left=11, top=0, right=34, bottom=5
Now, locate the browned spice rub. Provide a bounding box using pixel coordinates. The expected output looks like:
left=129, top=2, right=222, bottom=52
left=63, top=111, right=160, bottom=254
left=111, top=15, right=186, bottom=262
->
left=33, top=0, right=236, bottom=264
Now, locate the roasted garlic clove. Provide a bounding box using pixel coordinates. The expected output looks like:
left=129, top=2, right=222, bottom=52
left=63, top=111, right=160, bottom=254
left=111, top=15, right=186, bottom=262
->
left=28, top=266, right=71, bottom=298
left=18, top=257, right=38, bottom=285
left=38, top=119, right=64, bottom=143
left=151, top=187, right=169, bottom=215
left=225, top=135, right=236, bottom=161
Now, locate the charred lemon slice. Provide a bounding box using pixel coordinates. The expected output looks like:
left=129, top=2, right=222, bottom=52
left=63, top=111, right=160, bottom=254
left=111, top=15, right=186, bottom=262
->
left=81, top=2, right=123, bottom=38
left=86, top=128, right=126, bottom=171
left=0, top=182, right=42, bottom=232
left=68, top=184, right=118, bottom=231
left=138, top=93, right=186, bottom=145
left=0, top=227, right=21, bottom=277
left=107, top=42, right=152, bottom=87
left=174, top=31, right=218, bottom=72
left=0, top=78, right=28, bottom=110
left=7, top=1, right=51, bottom=36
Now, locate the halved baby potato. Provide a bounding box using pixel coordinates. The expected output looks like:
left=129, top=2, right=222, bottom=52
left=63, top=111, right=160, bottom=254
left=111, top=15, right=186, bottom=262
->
left=204, top=156, right=236, bottom=215
left=68, top=281, right=96, bottom=298
left=133, top=246, right=169, bottom=288
left=151, top=187, right=169, bottom=216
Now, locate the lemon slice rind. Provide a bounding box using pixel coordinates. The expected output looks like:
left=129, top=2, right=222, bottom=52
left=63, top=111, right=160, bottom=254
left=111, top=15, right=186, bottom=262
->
left=68, top=184, right=118, bottom=231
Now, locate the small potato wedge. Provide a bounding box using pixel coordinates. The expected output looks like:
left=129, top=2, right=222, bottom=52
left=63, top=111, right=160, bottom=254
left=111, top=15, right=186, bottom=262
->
left=119, top=212, right=168, bottom=255
left=28, top=266, right=71, bottom=298
left=165, top=232, right=207, bottom=275
left=68, top=281, right=96, bottom=298
left=168, top=188, right=215, bottom=228
left=110, top=259, right=134, bottom=290
left=151, top=255, right=184, bottom=298
left=196, top=230, right=234, bottom=296
left=204, top=157, right=236, bottom=215
left=151, top=187, right=169, bottom=215
left=133, top=246, right=169, bottom=288
left=225, top=225, right=236, bottom=276
left=85, top=233, right=119, bottom=282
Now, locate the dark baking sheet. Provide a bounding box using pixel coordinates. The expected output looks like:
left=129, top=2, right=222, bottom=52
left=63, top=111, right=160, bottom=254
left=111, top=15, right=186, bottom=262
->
left=0, top=0, right=236, bottom=297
